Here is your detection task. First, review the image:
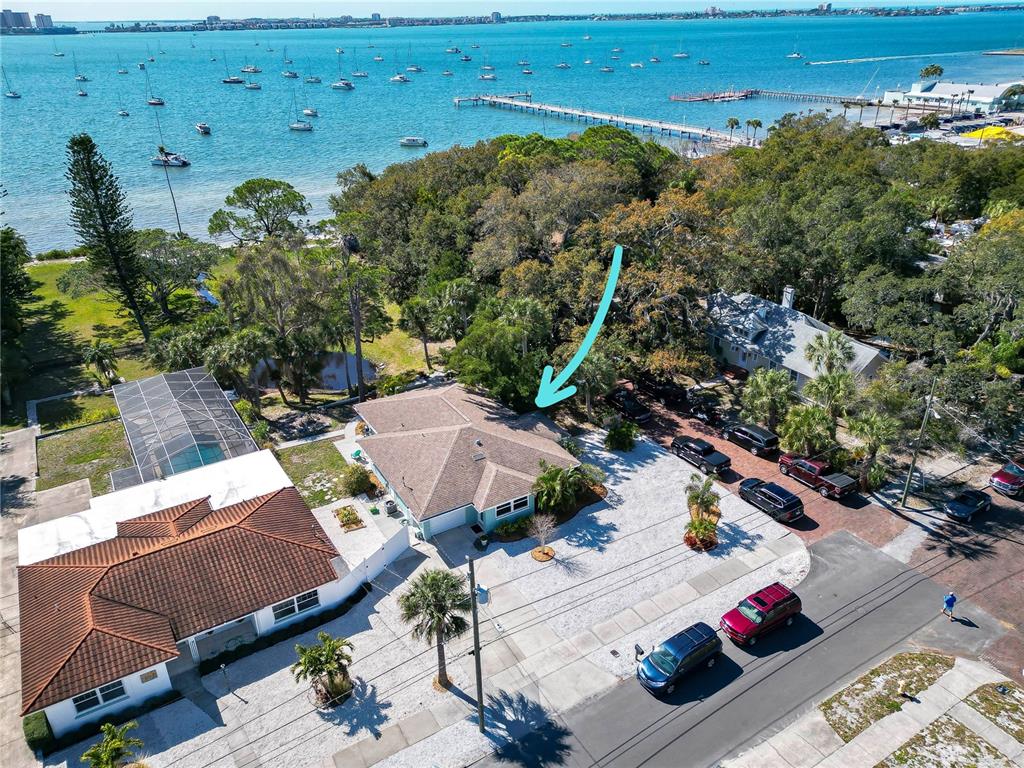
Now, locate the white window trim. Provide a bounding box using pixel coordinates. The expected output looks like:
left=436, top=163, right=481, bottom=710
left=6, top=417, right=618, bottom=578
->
left=272, top=589, right=320, bottom=624
left=496, top=496, right=530, bottom=518
left=72, top=680, right=127, bottom=717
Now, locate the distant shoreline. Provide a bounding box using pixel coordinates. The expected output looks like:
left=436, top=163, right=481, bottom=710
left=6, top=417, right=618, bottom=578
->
left=983, top=48, right=1024, bottom=54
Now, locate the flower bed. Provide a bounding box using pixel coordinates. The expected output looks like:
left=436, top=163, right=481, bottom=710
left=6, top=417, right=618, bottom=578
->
left=335, top=505, right=365, bottom=532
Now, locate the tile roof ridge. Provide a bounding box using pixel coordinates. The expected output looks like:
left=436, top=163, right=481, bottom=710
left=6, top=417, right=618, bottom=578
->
left=237, top=520, right=337, bottom=556
left=91, top=625, right=177, bottom=655
left=21, top=626, right=93, bottom=713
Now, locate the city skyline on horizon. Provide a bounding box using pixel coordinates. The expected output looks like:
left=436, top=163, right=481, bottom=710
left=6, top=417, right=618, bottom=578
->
left=19, top=0, right=1024, bottom=23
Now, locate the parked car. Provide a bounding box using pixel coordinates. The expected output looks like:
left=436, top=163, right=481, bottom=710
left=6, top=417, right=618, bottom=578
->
left=635, top=374, right=689, bottom=408
left=722, top=364, right=749, bottom=381
left=722, top=423, right=779, bottom=457
left=606, top=388, right=652, bottom=424
left=636, top=622, right=722, bottom=695
left=670, top=436, right=731, bottom=475
left=778, top=454, right=857, bottom=499
left=720, top=582, right=802, bottom=647
left=738, top=478, right=804, bottom=523
left=989, top=457, right=1024, bottom=498
left=943, top=489, right=992, bottom=523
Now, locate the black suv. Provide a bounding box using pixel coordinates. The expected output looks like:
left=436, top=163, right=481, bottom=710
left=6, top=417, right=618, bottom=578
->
left=606, top=388, right=652, bottom=424
left=635, top=374, right=689, bottom=408
left=636, top=622, right=722, bottom=696
left=739, top=478, right=804, bottom=523
left=722, top=423, right=779, bottom=457
left=670, top=436, right=732, bottom=475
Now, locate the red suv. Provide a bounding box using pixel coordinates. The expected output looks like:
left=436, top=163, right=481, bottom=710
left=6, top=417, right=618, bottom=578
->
left=990, top=457, right=1024, bottom=498
left=720, top=582, right=801, bottom=647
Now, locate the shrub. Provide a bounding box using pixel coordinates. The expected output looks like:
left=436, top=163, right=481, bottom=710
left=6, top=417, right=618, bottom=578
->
left=867, top=462, right=889, bottom=490
left=23, top=711, right=54, bottom=753
left=234, top=400, right=257, bottom=425
left=341, top=464, right=375, bottom=497
left=34, top=245, right=89, bottom=261
left=604, top=420, right=639, bottom=451
left=558, top=435, right=583, bottom=458
left=376, top=370, right=419, bottom=396
left=250, top=420, right=271, bottom=447
left=336, top=505, right=362, bottom=529
left=495, top=514, right=532, bottom=538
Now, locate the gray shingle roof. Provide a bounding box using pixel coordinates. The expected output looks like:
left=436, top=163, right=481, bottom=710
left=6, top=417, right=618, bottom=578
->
left=354, top=385, right=577, bottom=520
left=707, top=292, right=885, bottom=381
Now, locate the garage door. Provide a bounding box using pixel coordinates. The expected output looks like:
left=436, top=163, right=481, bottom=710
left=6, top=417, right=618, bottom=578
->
left=427, top=506, right=474, bottom=537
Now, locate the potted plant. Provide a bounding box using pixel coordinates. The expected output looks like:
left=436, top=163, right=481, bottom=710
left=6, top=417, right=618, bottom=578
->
left=291, top=632, right=355, bottom=709
left=684, top=474, right=720, bottom=551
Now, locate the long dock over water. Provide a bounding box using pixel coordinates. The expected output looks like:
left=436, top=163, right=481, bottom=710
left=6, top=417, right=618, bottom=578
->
left=454, top=92, right=741, bottom=146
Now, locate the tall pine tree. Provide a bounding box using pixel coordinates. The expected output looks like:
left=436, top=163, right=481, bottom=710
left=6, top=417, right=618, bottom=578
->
left=65, top=134, right=151, bottom=341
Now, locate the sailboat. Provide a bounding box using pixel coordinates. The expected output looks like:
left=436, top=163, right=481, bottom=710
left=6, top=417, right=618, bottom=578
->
left=289, top=94, right=313, bottom=131
left=304, top=60, right=321, bottom=83
left=73, top=53, right=89, bottom=82
left=222, top=54, right=244, bottom=84
left=373, top=53, right=384, bottom=62
left=786, top=38, right=803, bottom=59
left=673, top=38, right=689, bottom=58
left=331, top=52, right=354, bottom=89
left=351, top=50, right=368, bottom=77
left=283, top=46, right=293, bottom=64
left=145, top=71, right=165, bottom=105
left=281, top=47, right=298, bottom=77
left=116, top=90, right=129, bottom=115
left=241, top=62, right=262, bottom=73
left=3, top=66, right=20, bottom=98
left=52, top=40, right=64, bottom=57
left=245, top=79, right=262, bottom=90
left=146, top=44, right=155, bottom=62
left=157, top=40, right=165, bottom=54
left=389, top=72, right=410, bottom=83
left=116, top=54, right=128, bottom=75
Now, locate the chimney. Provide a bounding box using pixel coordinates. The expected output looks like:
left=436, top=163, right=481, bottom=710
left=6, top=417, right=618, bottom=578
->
left=781, top=285, right=796, bottom=309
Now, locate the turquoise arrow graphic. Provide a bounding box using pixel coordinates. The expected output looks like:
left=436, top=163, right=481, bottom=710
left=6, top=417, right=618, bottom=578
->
left=535, top=244, right=623, bottom=409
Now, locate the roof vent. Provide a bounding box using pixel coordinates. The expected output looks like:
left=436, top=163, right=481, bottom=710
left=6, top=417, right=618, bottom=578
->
left=475, top=439, right=483, bottom=447
left=472, top=452, right=486, bottom=461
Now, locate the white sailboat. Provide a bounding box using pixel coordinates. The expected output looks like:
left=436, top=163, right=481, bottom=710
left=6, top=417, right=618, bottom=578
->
left=351, top=51, right=368, bottom=78
left=52, top=40, right=64, bottom=57
left=116, top=54, right=128, bottom=75
left=3, top=66, right=20, bottom=98
left=281, top=47, right=298, bottom=78
left=222, top=54, right=244, bottom=84
left=73, top=53, right=89, bottom=82
left=145, top=70, right=165, bottom=105
left=289, top=94, right=313, bottom=131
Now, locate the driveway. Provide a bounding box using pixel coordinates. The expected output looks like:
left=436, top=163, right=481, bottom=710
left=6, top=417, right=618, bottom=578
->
left=470, top=531, right=1006, bottom=768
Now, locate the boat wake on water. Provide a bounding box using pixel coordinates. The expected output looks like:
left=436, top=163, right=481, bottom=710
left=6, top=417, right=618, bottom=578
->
left=807, top=49, right=983, bottom=65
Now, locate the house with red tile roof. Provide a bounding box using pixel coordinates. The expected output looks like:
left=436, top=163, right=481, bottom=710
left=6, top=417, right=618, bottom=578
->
left=354, top=384, right=578, bottom=539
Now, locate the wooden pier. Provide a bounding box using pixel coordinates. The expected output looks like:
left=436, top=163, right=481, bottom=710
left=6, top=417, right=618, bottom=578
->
left=454, top=93, right=740, bottom=145
left=748, top=89, right=871, bottom=105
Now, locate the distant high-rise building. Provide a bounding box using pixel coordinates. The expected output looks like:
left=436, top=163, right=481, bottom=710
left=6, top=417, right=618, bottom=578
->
left=818, top=2, right=832, bottom=11
left=206, top=15, right=220, bottom=23
left=0, top=9, right=14, bottom=29
left=491, top=10, right=502, bottom=22
left=12, top=9, right=30, bottom=26
left=371, top=12, right=381, bottom=21
left=34, top=12, right=53, bottom=27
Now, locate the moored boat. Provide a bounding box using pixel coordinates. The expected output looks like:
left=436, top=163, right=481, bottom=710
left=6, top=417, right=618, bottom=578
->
left=399, top=136, right=428, bottom=147
left=195, top=122, right=211, bottom=134
left=390, top=73, right=410, bottom=83
left=331, top=78, right=354, bottom=90
left=152, top=148, right=190, bottom=166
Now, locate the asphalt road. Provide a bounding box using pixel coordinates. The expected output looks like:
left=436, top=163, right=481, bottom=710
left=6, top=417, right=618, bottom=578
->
left=473, top=530, right=996, bottom=768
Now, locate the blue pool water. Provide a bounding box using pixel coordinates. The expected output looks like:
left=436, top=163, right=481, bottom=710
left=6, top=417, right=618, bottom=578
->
left=1, top=12, right=1022, bottom=250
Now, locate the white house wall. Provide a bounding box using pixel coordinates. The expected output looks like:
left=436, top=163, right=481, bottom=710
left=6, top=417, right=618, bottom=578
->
left=43, top=661, right=172, bottom=738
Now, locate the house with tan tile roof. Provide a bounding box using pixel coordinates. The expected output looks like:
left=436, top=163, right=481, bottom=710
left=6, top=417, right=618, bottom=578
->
left=17, top=476, right=405, bottom=739
left=354, top=384, right=578, bottom=538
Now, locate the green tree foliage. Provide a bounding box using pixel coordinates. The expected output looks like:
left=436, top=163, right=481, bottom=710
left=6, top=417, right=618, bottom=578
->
left=1, top=227, right=33, bottom=335
left=740, top=368, right=795, bottom=430
left=80, top=720, right=143, bottom=768
left=291, top=632, right=354, bottom=701
left=533, top=461, right=605, bottom=515
left=65, top=133, right=151, bottom=341
left=82, top=340, right=119, bottom=386
left=604, top=419, right=639, bottom=451
left=803, top=371, right=856, bottom=425
left=805, top=329, right=855, bottom=376
left=919, top=64, right=944, bottom=79
left=398, top=569, right=471, bottom=689
left=685, top=473, right=720, bottom=522
left=208, top=178, right=311, bottom=244
left=849, top=410, right=901, bottom=491
left=398, top=296, right=434, bottom=371
left=779, top=404, right=834, bottom=457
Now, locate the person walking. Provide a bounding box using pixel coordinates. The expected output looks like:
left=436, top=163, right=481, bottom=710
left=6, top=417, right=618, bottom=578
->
left=942, top=592, right=957, bottom=621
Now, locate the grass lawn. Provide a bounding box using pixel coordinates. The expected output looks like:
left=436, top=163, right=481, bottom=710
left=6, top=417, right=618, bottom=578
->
left=36, top=420, right=132, bottom=496
left=362, top=302, right=439, bottom=376
left=877, top=714, right=1011, bottom=768
left=966, top=681, right=1024, bottom=743
left=36, top=394, right=119, bottom=433
left=821, top=652, right=954, bottom=742
left=275, top=439, right=350, bottom=508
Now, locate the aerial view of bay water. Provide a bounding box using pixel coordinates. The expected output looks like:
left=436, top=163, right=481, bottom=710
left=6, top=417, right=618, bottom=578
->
left=2, top=7, right=1023, bottom=249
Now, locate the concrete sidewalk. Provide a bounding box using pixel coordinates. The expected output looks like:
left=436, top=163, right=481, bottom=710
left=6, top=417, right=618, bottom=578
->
left=723, top=657, right=1021, bottom=768
left=330, top=535, right=808, bottom=768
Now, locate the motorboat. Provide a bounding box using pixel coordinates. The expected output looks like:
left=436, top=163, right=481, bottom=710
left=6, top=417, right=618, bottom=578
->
left=152, top=149, right=190, bottom=166
left=406, top=64, right=423, bottom=73
left=331, top=79, right=354, bottom=90
left=600, top=65, right=614, bottom=72
left=282, top=70, right=299, bottom=78
left=460, top=54, right=472, bottom=62
left=303, top=106, right=318, bottom=116
left=244, top=81, right=261, bottom=90
left=117, top=108, right=129, bottom=116
left=138, top=62, right=146, bottom=69
left=289, top=120, right=313, bottom=131
left=441, top=69, right=453, bottom=76
left=555, top=62, right=571, bottom=69
left=241, top=64, right=262, bottom=73
left=479, top=73, right=497, bottom=81
left=335, top=47, right=344, bottom=54
left=147, top=96, right=165, bottom=105
left=390, top=73, right=410, bottom=83
left=522, top=69, right=533, bottom=75
left=399, top=136, right=428, bottom=147
left=445, top=46, right=461, bottom=54
left=650, top=56, right=661, bottom=63
left=630, top=62, right=644, bottom=68
left=698, top=59, right=710, bottom=65
left=583, top=34, right=592, bottom=40
left=77, top=89, right=88, bottom=97
left=583, top=59, right=592, bottom=65
left=373, top=54, right=384, bottom=62
left=612, top=47, right=623, bottom=53
left=786, top=52, right=804, bottom=59
left=561, top=42, right=572, bottom=48
left=195, top=122, right=211, bottom=134
left=304, top=74, right=321, bottom=83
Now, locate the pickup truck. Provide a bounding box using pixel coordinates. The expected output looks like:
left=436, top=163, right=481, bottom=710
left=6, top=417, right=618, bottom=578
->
left=778, top=454, right=857, bottom=499
left=670, top=436, right=732, bottom=475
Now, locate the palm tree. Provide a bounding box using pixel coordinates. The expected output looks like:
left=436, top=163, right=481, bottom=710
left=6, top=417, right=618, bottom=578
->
left=533, top=461, right=604, bottom=515
left=572, top=351, right=615, bottom=423
left=82, top=339, right=119, bottom=386
left=749, top=118, right=763, bottom=142
left=920, top=111, right=940, bottom=131
left=81, top=721, right=144, bottom=768
left=398, top=569, right=470, bottom=690
left=849, top=410, right=901, bottom=491
left=430, top=278, right=477, bottom=341
left=740, top=368, right=795, bottom=430
left=803, top=371, right=856, bottom=426
left=779, top=404, right=833, bottom=457
left=291, top=631, right=355, bottom=702
left=399, top=296, right=434, bottom=371
left=919, top=63, right=943, bottom=79
left=841, top=102, right=851, bottom=119
left=744, top=118, right=754, bottom=140
left=804, top=330, right=855, bottom=376
left=685, top=473, right=720, bottom=523
left=726, top=116, right=740, bottom=140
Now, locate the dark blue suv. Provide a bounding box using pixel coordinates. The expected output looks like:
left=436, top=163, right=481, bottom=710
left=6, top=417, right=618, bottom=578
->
left=636, top=622, right=722, bottom=695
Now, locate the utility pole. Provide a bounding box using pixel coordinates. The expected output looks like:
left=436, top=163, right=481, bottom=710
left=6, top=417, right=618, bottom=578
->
left=466, top=556, right=485, bottom=733
left=901, top=376, right=937, bottom=508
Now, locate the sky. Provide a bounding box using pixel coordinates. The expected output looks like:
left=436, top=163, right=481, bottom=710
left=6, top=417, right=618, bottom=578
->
left=38, top=0, right=1022, bottom=22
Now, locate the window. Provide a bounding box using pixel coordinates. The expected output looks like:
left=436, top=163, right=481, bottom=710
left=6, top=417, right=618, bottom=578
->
left=495, top=502, right=512, bottom=517
left=272, top=590, right=320, bottom=623
left=496, top=496, right=529, bottom=518
left=512, top=496, right=529, bottom=511
left=72, top=680, right=126, bottom=715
